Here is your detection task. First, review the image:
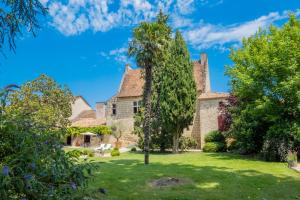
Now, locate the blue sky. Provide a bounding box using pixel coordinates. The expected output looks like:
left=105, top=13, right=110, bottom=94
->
left=0, top=0, right=299, bottom=107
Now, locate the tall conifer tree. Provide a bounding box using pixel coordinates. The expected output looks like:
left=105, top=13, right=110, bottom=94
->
left=159, top=31, right=197, bottom=153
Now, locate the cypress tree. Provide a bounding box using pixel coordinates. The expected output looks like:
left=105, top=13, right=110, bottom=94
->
left=160, top=31, right=197, bottom=153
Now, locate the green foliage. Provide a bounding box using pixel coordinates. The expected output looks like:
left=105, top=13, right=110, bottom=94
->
left=131, top=147, right=137, bottom=152
left=178, top=136, right=197, bottom=151
left=67, top=126, right=112, bottom=136
left=203, top=142, right=226, bottom=152
left=133, top=107, right=172, bottom=152
left=158, top=31, right=197, bottom=153
left=0, top=0, right=46, bottom=53
left=111, top=148, right=120, bottom=157
left=226, top=15, right=300, bottom=161
left=0, top=75, right=94, bottom=199
left=129, top=11, right=172, bottom=164
left=111, top=123, right=123, bottom=142
left=132, top=20, right=197, bottom=154
left=205, top=131, right=225, bottom=143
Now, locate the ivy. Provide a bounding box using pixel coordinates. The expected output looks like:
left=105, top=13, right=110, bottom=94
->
left=66, top=126, right=112, bottom=136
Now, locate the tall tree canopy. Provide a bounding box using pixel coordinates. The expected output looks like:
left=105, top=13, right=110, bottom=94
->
left=0, top=0, right=46, bottom=53
left=226, top=15, right=300, bottom=161
left=129, top=11, right=171, bottom=164
left=159, top=31, right=197, bottom=153
left=0, top=75, right=92, bottom=199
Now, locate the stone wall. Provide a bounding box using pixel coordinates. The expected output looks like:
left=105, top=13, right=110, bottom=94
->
left=106, top=96, right=142, bottom=133
left=70, top=97, right=93, bottom=120
left=198, top=97, right=227, bottom=148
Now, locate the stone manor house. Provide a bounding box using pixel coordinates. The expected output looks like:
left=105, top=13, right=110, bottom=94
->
left=70, top=53, right=229, bottom=148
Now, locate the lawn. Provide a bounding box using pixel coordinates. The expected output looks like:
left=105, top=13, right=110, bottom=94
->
left=83, top=152, right=300, bottom=200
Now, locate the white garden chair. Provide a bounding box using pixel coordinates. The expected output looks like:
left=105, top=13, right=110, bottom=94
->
left=94, top=143, right=105, bottom=151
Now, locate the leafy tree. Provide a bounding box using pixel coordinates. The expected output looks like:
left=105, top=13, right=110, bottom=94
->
left=0, top=0, right=46, bottom=53
left=129, top=11, right=171, bottom=164
left=0, top=75, right=93, bottom=199
left=226, top=15, right=300, bottom=161
left=159, top=31, right=197, bottom=153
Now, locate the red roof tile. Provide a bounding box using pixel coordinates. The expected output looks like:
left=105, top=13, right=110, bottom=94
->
left=117, top=68, right=144, bottom=98
left=117, top=61, right=205, bottom=98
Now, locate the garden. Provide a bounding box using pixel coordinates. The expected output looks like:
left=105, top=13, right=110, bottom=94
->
left=0, top=2, right=299, bottom=199
left=80, top=152, right=300, bottom=200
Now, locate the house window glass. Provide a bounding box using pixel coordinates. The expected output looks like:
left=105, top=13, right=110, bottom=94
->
left=133, top=101, right=138, bottom=114
left=112, top=104, right=117, bottom=115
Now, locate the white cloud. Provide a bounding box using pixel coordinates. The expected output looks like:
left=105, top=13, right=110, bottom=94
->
left=100, top=47, right=132, bottom=64
left=44, top=0, right=299, bottom=54
left=45, top=0, right=169, bottom=35
left=171, top=14, right=193, bottom=28
left=183, top=11, right=292, bottom=50
left=176, top=0, right=195, bottom=15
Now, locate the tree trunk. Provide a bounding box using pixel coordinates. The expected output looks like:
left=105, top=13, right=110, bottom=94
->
left=172, top=133, right=179, bottom=153
left=143, top=66, right=153, bottom=165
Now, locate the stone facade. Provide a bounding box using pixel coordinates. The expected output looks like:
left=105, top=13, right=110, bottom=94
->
left=198, top=96, right=227, bottom=148
left=94, top=53, right=229, bottom=148
left=70, top=96, right=93, bottom=120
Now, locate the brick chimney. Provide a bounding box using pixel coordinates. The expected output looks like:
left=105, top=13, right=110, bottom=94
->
left=200, top=53, right=211, bottom=93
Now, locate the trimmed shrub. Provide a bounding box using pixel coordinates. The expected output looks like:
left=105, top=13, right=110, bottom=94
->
left=111, top=148, right=120, bottom=157
left=179, top=136, right=197, bottom=151
left=131, top=147, right=137, bottom=152
left=203, top=142, right=226, bottom=152
left=204, top=131, right=225, bottom=143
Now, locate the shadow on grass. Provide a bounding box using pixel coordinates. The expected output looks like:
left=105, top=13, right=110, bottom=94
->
left=82, top=154, right=300, bottom=200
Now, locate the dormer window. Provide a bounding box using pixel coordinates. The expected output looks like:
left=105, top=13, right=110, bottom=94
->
left=112, top=104, right=117, bottom=115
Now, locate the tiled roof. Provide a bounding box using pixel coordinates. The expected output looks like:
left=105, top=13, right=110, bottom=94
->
left=198, top=92, right=229, bottom=100
left=72, top=110, right=96, bottom=121
left=71, top=109, right=106, bottom=127
left=71, top=118, right=106, bottom=127
left=117, top=61, right=205, bottom=98
left=117, top=68, right=144, bottom=98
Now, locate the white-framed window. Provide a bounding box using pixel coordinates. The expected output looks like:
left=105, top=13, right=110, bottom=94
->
left=112, top=103, right=117, bottom=115
left=133, top=101, right=142, bottom=114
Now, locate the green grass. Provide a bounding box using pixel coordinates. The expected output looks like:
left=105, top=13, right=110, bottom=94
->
left=83, top=152, right=300, bottom=200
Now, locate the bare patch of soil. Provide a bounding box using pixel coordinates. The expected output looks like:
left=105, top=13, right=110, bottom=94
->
left=149, top=177, right=191, bottom=187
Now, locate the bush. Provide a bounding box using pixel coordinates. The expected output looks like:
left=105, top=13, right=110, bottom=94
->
left=111, top=148, right=120, bottom=157
left=205, top=131, right=225, bottom=143
left=179, top=136, right=197, bottom=151
left=131, top=147, right=137, bottom=152
left=226, top=138, right=237, bottom=152
left=0, top=77, right=94, bottom=199
left=261, top=136, right=289, bottom=162
left=203, top=142, right=226, bottom=152
left=82, top=149, right=94, bottom=157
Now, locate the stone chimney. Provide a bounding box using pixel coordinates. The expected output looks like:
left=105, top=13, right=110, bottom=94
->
left=96, top=102, right=106, bottom=119
left=200, top=53, right=208, bottom=66
left=200, top=53, right=211, bottom=93
left=125, top=64, right=131, bottom=73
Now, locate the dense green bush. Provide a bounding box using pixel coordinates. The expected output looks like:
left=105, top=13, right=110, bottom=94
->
left=131, top=147, right=137, bottom=152
left=226, top=16, right=300, bottom=161
left=111, top=148, right=120, bottom=157
left=203, top=142, right=226, bottom=152
left=204, top=131, right=225, bottom=143
left=82, top=149, right=95, bottom=157
left=0, top=76, right=94, bottom=199
left=179, top=136, right=197, bottom=151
